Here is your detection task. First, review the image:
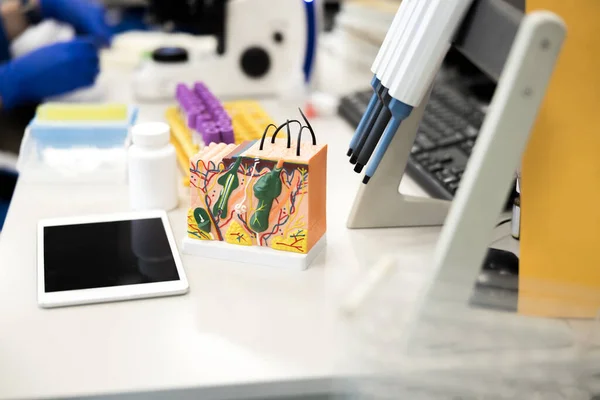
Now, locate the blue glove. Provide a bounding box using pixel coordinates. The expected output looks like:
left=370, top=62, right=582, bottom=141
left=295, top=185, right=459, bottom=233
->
left=39, top=0, right=113, bottom=46
left=0, top=38, right=99, bottom=109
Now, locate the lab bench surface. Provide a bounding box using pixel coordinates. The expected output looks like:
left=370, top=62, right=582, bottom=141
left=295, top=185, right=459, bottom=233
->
left=0, top=94, right=440, bottom=400
left=1, top=44, right=596, bottom=399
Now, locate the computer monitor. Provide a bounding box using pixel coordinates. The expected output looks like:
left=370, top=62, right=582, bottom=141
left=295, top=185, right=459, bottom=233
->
left=453, top=0, right=524, bottom=83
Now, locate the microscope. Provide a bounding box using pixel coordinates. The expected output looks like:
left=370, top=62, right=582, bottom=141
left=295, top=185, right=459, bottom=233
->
left=132, top=0, right=318, bottom=100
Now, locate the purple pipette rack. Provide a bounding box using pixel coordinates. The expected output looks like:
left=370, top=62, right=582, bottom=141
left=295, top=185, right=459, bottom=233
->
left=175, top=82, right=234, bottom=145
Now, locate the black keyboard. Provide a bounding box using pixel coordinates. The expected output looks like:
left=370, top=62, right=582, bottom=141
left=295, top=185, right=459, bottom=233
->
left=339, top=82, right=493, bottom=201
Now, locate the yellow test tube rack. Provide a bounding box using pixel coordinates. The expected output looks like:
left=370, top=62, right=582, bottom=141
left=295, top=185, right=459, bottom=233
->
left=166, top=100, right=277, bottom=186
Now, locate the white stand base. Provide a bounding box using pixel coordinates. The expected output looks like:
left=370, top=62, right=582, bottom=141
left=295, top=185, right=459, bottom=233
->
left=181, top=235, right=327, bottom=271
left=347, top=88, right=451, bottom=229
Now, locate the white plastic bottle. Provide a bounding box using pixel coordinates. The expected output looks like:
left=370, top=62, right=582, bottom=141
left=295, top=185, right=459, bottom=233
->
left=128, top=122, right=179, bottom=211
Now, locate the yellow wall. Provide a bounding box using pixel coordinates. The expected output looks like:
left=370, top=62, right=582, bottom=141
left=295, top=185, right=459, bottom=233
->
left=520, top=0, right=600, bottom=317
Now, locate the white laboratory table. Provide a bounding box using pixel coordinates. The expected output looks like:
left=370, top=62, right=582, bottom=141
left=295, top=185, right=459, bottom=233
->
left=2, top=41, right=594, bottom=397
left=0, top=73, right=447, bottom=399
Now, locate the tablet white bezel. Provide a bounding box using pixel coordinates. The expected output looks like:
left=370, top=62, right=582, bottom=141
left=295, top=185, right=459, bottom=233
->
left=37, top=210, right=189, bottom=308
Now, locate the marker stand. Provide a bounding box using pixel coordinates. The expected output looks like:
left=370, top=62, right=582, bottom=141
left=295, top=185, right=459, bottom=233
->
left=347, top=95, right=451, bottom=229
left=347, top=0, right=525, bottom=229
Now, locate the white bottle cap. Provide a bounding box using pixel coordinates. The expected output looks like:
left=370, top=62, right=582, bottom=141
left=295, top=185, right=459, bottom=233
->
left=131, top=122, right=170, bottom=147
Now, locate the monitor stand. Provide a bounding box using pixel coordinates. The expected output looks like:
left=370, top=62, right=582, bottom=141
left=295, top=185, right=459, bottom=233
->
left=407, top=8, right=568, bottom=360
left=341, top=11, right=570, bottom=398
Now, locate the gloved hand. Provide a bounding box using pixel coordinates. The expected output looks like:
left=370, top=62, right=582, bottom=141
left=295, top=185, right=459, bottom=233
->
left=38, top=0, right=112, bottom=46
left=0, top=38, right=99, bottom=110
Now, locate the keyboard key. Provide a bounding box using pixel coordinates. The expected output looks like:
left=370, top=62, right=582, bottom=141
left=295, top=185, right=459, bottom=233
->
left=422, top=113, right=447, bottom=133
left=427, top=98, right=443, bottom=110
left=448, top=182, right=460, bottom=193
left=436, top=108, right=457, bottom=122
left=465, top=125, right=478, bottom=138
left=439, top=153, right=453, bottom=164
left=469, top=110, right=485, bottom=127
left=460, top=140, right=476, bottom=155
left=416, top=135, right=435, bottom=150
left=439, top=168, right=453, bottom=178
left=443, top=175, right=459, bottom=185
left=420, top=159, right=434, bottom=167
left=411, top=144, right=422, bottom=154
left=446, top=115, right=470, bottom=132
left=415, top=152, right=430, bottom=162
left=420, top=127, right=442, bottom=142
left=437, top=133, right=465, bottom=147
left=442, top=127, right=456, bottom=137
left=427, top=163, right=444, bottom=173
left=414, top=153, right=435, bottom=167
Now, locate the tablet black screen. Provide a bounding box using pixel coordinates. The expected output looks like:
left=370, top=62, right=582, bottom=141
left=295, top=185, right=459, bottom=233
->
left=43, top=218, right=180, bottom=293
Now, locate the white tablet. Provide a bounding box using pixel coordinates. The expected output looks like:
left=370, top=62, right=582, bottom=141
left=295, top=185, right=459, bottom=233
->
left=37, top=210, right=189, bottom=308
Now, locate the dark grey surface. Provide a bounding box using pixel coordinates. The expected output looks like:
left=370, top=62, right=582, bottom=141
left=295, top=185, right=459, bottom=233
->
left=454, top=0, right=524, bottom=82
left=504, top=0, right=525, bottom=10
left=84, top=391, right=336, bottom=400
left=0, top=105, right=35, bottom=155
left=80, top=378, right=340, bottom=400
left=270, top=397, right=333, bottom=400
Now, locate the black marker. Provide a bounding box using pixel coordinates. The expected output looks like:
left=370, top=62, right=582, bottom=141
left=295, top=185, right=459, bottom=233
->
left=350, top=86, right=388, bottom=165
left=354, top=92, right=392, bottom=173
